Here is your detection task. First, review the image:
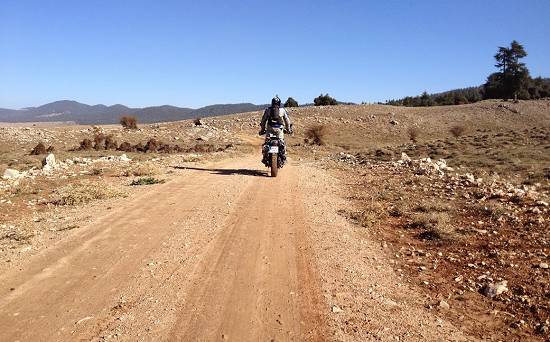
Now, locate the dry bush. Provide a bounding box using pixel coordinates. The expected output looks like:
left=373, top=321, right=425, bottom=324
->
left=79, top=138, right=93, bottom=150
left=407, top=212, right=454, bottom=241
left=117, top=141, right=136, bottom=152
left=144, top=138, right=161, bottom=153
left=52, top=182, right=125, bottom=205
left=94, top=133, right=106, bottom=150
left=449, top=125, right=465, bottom=138
left=30, top=142, right=47, bottom=155
left=122, top=163, right=161, bottom=177
left=46, top=145, right=55, bottom=153
left=407, top=127, right=421, bottom=143
left=120, top=116, right=138, bottom=129
left=304, top=125, right=328, bottom=145
left=189, top=143, right=216, bottom=153
left=104, top=135, right=118, bottom=150
left=193, top=118, right=203, bottom=126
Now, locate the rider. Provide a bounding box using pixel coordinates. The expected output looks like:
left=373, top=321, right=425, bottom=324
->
left=259, top=95, right=292, bottom=165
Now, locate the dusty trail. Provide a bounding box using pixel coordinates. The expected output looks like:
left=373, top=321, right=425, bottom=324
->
left=0, top=153, right=473, bottom=341
left=0, top=155, right=325, bottom=341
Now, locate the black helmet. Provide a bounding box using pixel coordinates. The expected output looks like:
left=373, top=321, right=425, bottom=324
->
left=271, top=95, right=281, bottom=107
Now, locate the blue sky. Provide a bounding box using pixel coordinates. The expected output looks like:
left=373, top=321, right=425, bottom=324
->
left=1, top=0, right=549, bottom=109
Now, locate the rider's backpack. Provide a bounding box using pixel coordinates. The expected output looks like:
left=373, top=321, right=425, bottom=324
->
left=268, top=106, right=284, bottom=127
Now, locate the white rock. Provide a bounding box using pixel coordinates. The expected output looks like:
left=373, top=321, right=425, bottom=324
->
left=481, top=280, right=508, bottom=298
left=540, top=263, right=549, bottom=269
left=118, top=154, right=131, bottom=162
left=3, top=169, right=21, bottom=180
left=400, top=152, right=411, bottom=163
left=42, top=153, right=57, bottom=171
left=438, top=300, right=450, bottom=310
left=331, top=305, right=344, bottom=313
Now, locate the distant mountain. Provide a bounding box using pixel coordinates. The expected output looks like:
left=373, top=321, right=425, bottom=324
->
left=0, top=100, right=267, bottom=124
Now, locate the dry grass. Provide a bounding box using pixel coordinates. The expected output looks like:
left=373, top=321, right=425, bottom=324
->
left=51, top=181, right=125, bottom=205
left=122, top=163, right=161, bottom=177
left=449, top=125, right=465, bottom=138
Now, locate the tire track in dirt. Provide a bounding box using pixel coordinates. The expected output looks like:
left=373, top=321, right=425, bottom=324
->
left=169, top=161, right=326, bottom=341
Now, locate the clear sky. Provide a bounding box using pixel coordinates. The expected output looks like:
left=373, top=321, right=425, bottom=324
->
left=1, top=0, right=549, bottom=109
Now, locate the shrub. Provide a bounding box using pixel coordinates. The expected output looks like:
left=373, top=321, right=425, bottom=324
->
left=314, top=93, right=337, bottom=106
left=130, top=177, right=165, bottom=186
left=304, top=125, right=328, bottom=145
left=120, top=116, right=138, bottom=129
left=449, top=125, right=465, bottom=138
left=79, top=138, right=93, bottom=150
left=284, top=97, right=299, bottom=107
left=193, top=118, right=203, bottom=126
left=30, top=142, right=47, bottom=155
left=144, top=138, right=161, bottom=153
left=104, top=135, right=118, bottom=150
left=93, top=133, right=106, bottom=150
left=117, top=141, right=136, bottom=152
left=408, top=127, right=420, bottom=143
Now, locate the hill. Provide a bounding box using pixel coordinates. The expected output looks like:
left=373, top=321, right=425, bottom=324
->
left=0, top=100, right=266, bottom=124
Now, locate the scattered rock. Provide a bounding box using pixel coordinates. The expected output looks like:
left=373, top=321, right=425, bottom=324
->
left=481, top=280, right=508, bottom=298
left=331, top=305, right=344, bottom=313
left=539, top=262, right=549, bottom=269
left=438, top=300, right=450, bottom=310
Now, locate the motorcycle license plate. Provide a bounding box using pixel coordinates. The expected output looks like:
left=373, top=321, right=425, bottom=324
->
left=269, top=146, right=279, bottom=154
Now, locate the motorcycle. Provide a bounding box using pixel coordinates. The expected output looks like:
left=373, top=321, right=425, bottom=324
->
left=260, top=125, right=292, bottom=177
left=261, top=133, right=286, bottom=177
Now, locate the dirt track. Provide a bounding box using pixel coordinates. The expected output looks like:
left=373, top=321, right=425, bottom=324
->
left=0, top=154, right=473, bottom=341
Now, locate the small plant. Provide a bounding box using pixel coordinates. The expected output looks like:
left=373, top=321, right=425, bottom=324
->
left=91, top=168, right=103, bottom=176
left=193, top=118, right=203, bottom=126
left=104, top=135, right=118, bottom=150
left=120, top=116, right=138, bottom=129
left=130, top=177, right=165, bottom=186
left=94, top=133, right=106, bottom=150
left=304, top=125, right=328, bottom=145
left=30, top=142, right=47, bottom=155
left=79, top=138, right=93, bottom=150
left=449, top=125, right=465, bottom=138
left=408, top=127, right=420, bottom=143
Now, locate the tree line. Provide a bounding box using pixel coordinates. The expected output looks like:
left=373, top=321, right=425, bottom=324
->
left=386, top=40, right=550, bottom=107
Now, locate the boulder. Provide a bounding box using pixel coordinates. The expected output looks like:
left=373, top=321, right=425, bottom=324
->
left=400, top=152, right=411, bottom=163
left=42, top=153, right=56, bottom=171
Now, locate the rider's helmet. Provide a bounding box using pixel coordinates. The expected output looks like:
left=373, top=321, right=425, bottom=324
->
left=271, top=95, right=281, bottom=107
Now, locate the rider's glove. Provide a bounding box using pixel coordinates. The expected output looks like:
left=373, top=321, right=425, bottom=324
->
left=259, top=129, right=266, bottom=135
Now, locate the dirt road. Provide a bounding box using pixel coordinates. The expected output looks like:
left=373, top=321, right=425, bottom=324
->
left=0, top=155, right=325, bottom=341
left=0, top=154, right=472, bottom=341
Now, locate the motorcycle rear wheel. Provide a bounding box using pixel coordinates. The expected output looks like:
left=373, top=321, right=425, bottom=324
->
left=270, top=154, right=278, bottom=177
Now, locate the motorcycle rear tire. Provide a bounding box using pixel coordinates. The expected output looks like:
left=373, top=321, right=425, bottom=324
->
left=270, top=154, right=278, bottom=177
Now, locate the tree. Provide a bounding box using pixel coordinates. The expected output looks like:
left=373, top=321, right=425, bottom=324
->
left=314, top=93, right=337, bottom=106
left=284, top=97, right=299, bottom=107
left=485, top=40, right=529, bottom=99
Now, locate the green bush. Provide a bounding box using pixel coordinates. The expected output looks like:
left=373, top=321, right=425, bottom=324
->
left=284, top=97, right=299, bottom=107
left=314, top=93, right=337, bottom=106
